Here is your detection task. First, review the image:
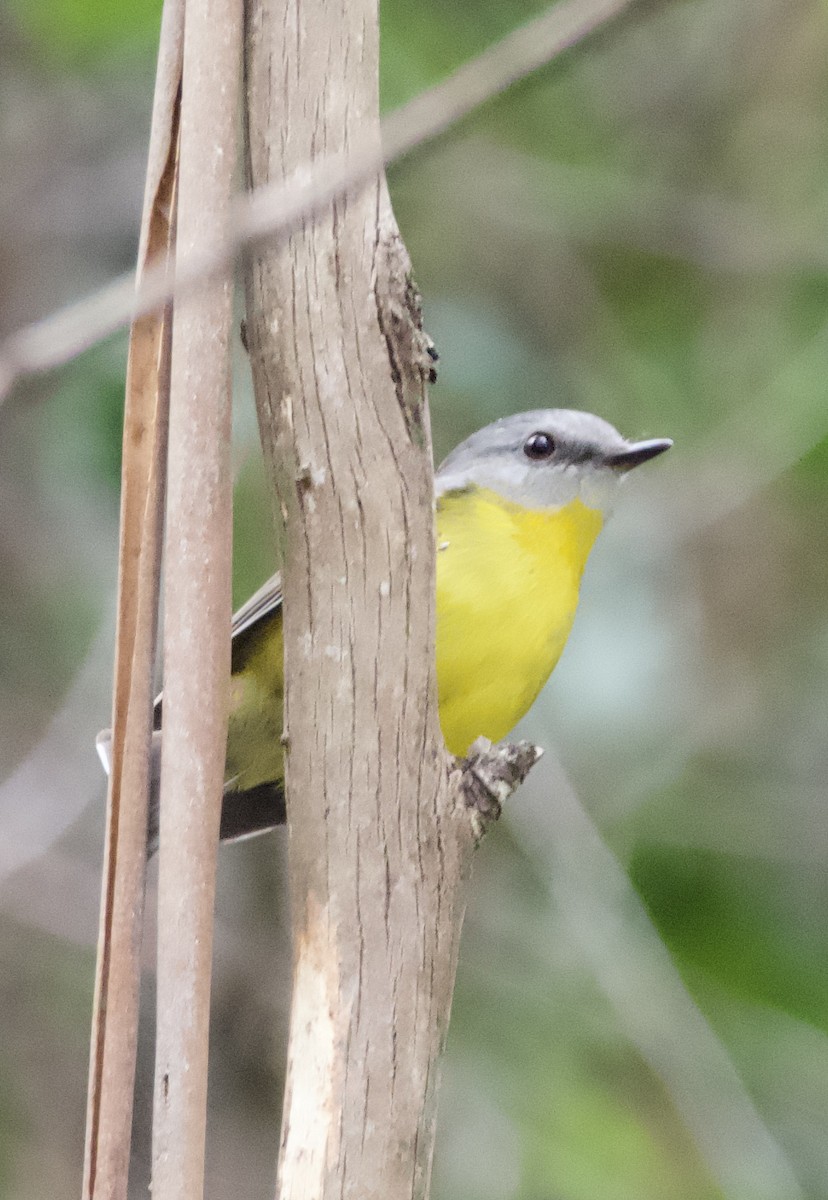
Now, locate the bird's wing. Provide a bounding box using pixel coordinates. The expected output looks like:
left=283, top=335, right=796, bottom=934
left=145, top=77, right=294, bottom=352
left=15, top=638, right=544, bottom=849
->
left=231, top=571, right=283, bottom=639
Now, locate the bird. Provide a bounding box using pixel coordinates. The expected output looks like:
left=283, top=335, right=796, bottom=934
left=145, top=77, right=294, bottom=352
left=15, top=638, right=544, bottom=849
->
left=96, top=409, right=671, bottom=850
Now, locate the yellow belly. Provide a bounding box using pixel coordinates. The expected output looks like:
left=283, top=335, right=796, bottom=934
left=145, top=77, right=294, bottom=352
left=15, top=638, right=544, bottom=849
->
left=225, top=486, right=602, bottom=786
left=435, top=488, right=602, bottom=755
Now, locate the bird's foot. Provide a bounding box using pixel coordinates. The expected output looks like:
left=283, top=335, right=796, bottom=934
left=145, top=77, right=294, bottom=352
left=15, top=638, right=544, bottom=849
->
left=458, top=737, right=543, bottom=844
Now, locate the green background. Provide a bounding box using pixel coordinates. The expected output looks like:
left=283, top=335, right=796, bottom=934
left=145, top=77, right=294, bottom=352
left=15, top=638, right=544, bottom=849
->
left=1, top=1, right=827, bottom=1197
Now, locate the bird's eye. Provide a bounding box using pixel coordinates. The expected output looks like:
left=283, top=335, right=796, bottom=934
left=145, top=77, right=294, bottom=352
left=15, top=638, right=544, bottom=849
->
left=523, top=431, right=556, bottom=460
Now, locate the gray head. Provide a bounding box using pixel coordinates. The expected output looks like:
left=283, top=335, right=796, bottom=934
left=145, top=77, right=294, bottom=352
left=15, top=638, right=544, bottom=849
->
left=435, top=409, right=671, bottom=513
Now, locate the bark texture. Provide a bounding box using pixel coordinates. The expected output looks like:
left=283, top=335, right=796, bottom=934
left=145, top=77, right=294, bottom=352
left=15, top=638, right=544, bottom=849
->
left=244, top=2, right=480, bottom=1197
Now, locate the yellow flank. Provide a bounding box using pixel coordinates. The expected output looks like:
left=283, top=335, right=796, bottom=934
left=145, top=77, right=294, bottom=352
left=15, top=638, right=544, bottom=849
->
left=226, top=615, right=285, bottom=793
left=435, top=487, right=603, bottom=756
left=224, top=484, right=603, bottom=787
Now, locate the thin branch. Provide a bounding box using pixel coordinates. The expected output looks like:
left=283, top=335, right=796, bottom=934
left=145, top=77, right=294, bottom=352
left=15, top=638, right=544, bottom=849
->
left=150, top=0, right=242, bottom=1194
left=81, top=0, right=183, bottom=1194
left=507, top=750, right=805, bottom=1200
left=0, top=621, right=113, bottom=886
left=0, top=0, right=641, bottom=398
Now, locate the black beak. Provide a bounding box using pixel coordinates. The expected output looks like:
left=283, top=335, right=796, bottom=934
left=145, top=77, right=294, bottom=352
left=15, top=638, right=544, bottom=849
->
left=604, top=438, right=673, bottom=471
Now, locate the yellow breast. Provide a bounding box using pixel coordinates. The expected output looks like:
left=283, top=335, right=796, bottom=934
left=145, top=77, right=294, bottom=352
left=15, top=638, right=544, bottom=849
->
left=435, top=486, right=603, bottom=756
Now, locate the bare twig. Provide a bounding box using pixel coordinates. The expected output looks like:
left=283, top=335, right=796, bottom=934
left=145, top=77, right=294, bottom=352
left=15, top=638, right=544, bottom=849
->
left=507, top=750, right=805, bottom=1200
left=0, top=0, right=640, bottom=398
left=150, top=0, right=241, bottom=1195
left=80, top=1, right=183, bottom=1195
left=0, top=621, right=113, bottom=886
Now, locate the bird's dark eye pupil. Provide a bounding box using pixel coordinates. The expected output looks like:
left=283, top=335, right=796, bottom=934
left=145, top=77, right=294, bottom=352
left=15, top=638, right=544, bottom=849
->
left=524, top=432, right=556, bottom=460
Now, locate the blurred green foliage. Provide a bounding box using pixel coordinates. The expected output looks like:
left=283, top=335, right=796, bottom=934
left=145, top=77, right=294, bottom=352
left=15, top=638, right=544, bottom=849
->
left=6, top=0, right=158, bottom=65
left=1, top=0, right=828, bottom=1198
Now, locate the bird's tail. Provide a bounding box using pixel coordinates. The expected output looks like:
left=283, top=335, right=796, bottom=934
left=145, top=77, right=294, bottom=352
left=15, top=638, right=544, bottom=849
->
left=96, top=728, right=163, bottom=852
left=95, top=729, right=285, bottom=855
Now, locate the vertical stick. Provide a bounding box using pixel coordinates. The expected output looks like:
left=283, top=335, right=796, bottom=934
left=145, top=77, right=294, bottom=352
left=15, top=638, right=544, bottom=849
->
left=244, top=2, right=475, bottom=1197
left=151, top=0, right=241, bottom=1195
left=244, top=0, right=543, bottom=1186
left=243, top=0, right=554, bottom=1195
left=82, top=2, right=183, bottom=1195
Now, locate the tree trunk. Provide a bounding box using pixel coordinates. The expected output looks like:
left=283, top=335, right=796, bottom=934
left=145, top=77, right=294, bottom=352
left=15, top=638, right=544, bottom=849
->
left=243, top=2, right=479, bottom=1197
